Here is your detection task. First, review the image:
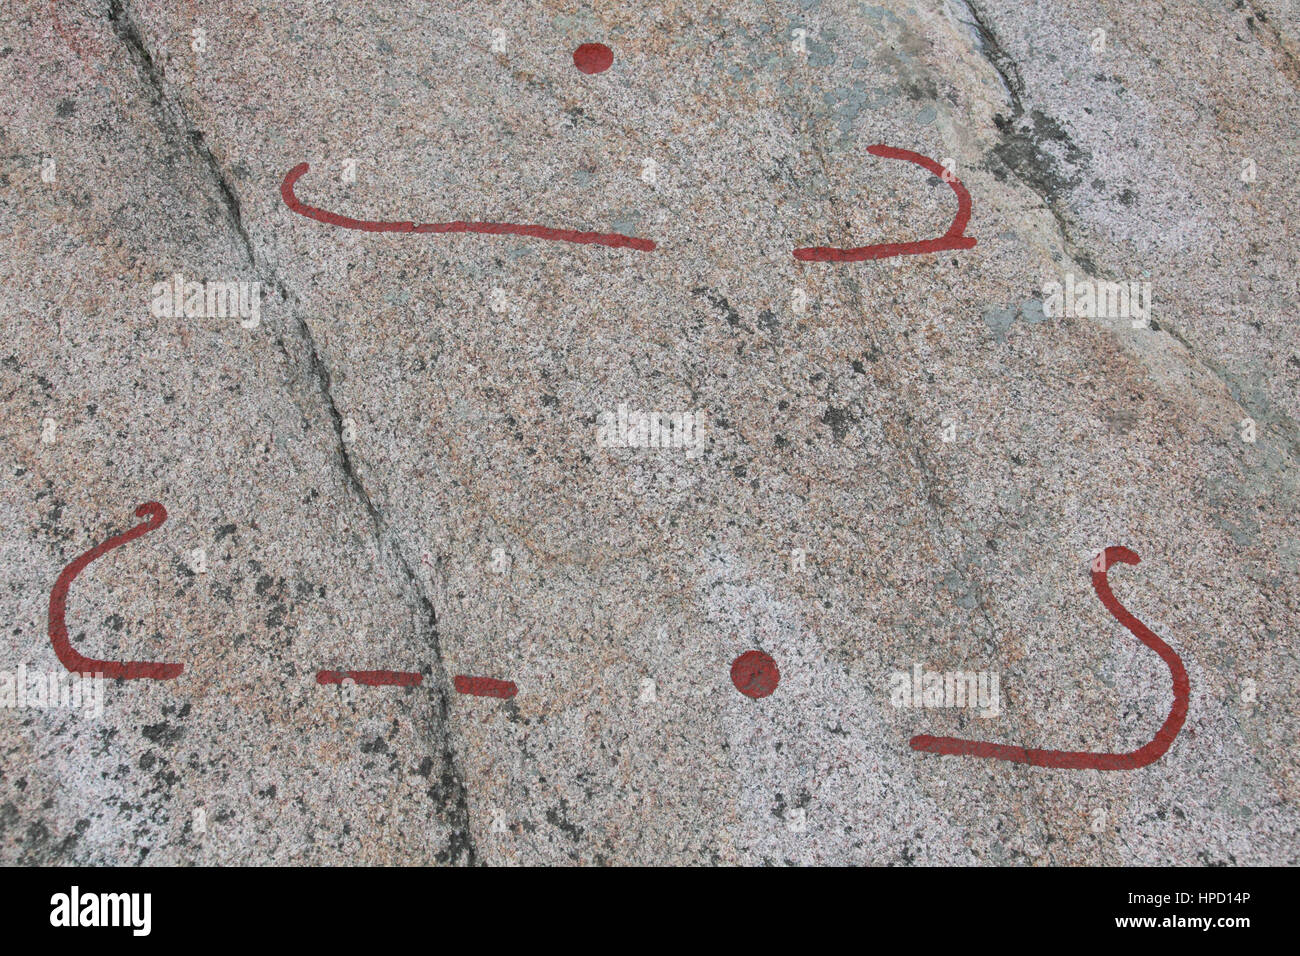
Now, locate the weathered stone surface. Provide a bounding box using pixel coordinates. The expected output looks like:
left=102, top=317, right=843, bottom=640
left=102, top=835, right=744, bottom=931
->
left=1, top=0, right=1295, bottom=864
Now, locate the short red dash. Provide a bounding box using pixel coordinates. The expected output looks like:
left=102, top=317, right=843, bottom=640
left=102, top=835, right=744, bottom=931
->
left=731, top=650, right=780, bottom=699
left=316, top=669, right=423, bottom=687
left=281, top=163, right=655, bottom=252
left=454, top=675, right=518, bottom=699
left=572, top=42, right=614, bottom=74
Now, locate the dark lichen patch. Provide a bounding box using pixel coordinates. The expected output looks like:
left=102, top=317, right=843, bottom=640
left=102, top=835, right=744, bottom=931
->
left=53, top=819, right=90, bottom=858
left=691, top=287, right=748, bottom=332
left=987, top=109, right=1090, bottom=199
left=545, top=798, right=584, bottom=842
left=770, top=787, right=812, bottom=820
left=141, top=720, right=184, bottom=745
left=821, top=405, right=858, bottom=442
left=984, top=109, right=1099, bottom=272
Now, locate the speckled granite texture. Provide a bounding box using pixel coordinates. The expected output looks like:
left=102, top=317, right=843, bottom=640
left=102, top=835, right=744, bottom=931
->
left=1, top=0, right=1296, bottom=864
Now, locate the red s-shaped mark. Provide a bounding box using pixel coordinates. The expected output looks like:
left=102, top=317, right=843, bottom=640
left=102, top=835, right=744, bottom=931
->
left=281, top=163, right=656, bottom=252
left=910, top=546, right=1189, bottom=770
left=794, top=145, right=977, bottom=262
left=48, top=502, right=185, bottom=680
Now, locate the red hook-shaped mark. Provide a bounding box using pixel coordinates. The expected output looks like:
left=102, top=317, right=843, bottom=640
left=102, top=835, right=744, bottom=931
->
left=48, top=502, right=184, bottom=680
left=910, top=546, right=1189, bottom=770
left=794, top=145, right=978, bottom=262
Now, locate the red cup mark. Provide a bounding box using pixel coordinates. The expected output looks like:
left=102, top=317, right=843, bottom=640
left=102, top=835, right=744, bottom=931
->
left=793, top=145, right=978, bottom=262
left=731, top=650, right=780, bottom=699
left=316, top=669, right=423, bottom=687
left=47, top=502, right=185, bottom=681
left=910, top=546, right=1190, bottom=770
left=280, top=163, right=656, bottom=252
left=454, top=675, right=518, bottom=699
left=573, top=42, right=614, bottom=74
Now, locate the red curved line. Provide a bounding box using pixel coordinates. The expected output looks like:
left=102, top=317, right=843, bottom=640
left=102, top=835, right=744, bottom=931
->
left=316, top=669, right=423, bottom=687
left=47, top=502, right=184, bottom=681
left=454, top=675, right=518, bottom=699
left=794, top=145, right=978, bottom=262
left=281, top=163, right=656, bottom=252
left=910, top=546, right=1189, bottom=770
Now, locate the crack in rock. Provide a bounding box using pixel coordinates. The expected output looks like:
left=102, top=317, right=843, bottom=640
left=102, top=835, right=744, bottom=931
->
left=104, top=0, right=478, bottom=865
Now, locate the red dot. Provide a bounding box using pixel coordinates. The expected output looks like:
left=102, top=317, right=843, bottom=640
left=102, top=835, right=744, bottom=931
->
left=573, top=42, right=614, bottom=74
left=731, top=650, right=780, bottom=699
